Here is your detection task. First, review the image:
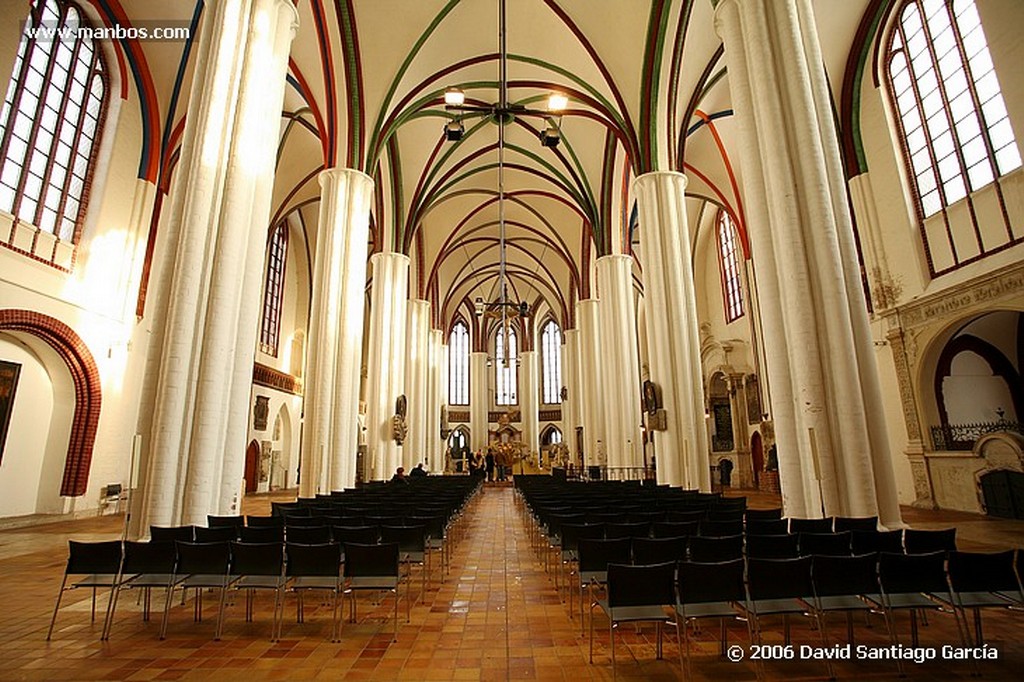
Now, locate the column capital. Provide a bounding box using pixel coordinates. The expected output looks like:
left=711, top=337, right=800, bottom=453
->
left=633, top=170, right=688, bottom=190
left=319, top=167, right=375, bottom=190
left=370, top=250, right=411, bottom=266
left=595, top=253, right=633, bottom=266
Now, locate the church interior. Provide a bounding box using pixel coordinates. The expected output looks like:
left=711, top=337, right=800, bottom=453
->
left=1, top=0, right=1024, bottom=679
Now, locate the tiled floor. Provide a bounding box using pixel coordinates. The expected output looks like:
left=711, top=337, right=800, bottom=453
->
left=2, top=485, right=1024, bottom=680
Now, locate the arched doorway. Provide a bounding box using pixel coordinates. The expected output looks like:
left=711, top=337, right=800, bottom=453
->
left=244, top=440, right=260, bottom=494
left=447, top=427, right=469, bottom=472
left=750, top=431, right=763, bottom=489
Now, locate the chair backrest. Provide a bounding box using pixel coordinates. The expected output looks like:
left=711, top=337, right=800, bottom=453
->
left=66, top=540, right=122, bottom=575
left=331, top=525, right=379, bottom=545
left=745, top=533, right=800, bottom=559
left=577, top=538, right=632, bottom=573
left=407, top=515, right=446, bottom=540
left=745, top=519, right=789, bottom=536
left=798, top=531, right=852, bottom=557
left=707, top=509, right=745, bottom=523
left=747, top=556, right=814, bottom=601
left=343, top=542, right=400, bottom=578
left=285, top=526, right=333, bottom=545
left=700, top=519, right=743, bottom=537
left=678, top=558, right=745, bottom=604
left=811, top=553, right=879, bottom=598
left=851, top=529, right=904, bottom=555
left=947, top=550, right=1020, bottom=594
left=632, top=536, right=688, bottom=565
left=903, top=528, right=956, bottom=554
left=286, top=542, right=342, bottom=577
left=175, top=541, right=231, bottom=575
left=878, top=551, right=948, bottom=595
left=239, top=525, right=285, bottom=543
left=628, top=510, right=666, bottom=524
left=666, top=510, right=705, bottom=524
left=652, top=521, right=699, bottom=539
left=688, top=534, right=743, bottom=562
left=380, top=525, right=426, bottom=553
left=605, top=521, right=651, bottom=539
left=246, top=515, right=285, bottom=528
left=833, top=516, right=878, bottom=532
left=745, top=508, right=783, bottom=522
left=122, top=541, right=176, bottom=574
left=195, top=526, right=238, bottom=542
left=560, top=523, right=604, bottom=551
left=150, top=525, right=195, bottom=543
left=286, top=515, right=326, bottom=528
left=207, top=515, right=245, bottom=529
left=788, top=517, right=834, bottom=534
left=229, top=541, right=284, bottom=576
left=607, top=562, right=675, bottom=608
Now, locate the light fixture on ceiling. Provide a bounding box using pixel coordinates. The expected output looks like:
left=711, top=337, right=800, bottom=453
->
left=539, top=120, right=560, bottom=148
left=444, top=87, right=466, bottom=106
left=445, top=118, right=465, bottom=141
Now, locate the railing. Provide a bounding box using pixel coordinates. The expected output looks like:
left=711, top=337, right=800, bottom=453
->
left=930, top=420, right=1023, bottom=451
left=578, top=465, right=656, bottom=482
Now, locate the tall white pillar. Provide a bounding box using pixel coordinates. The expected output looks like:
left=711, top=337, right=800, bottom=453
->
left=427, top=329, right=445, bottom=472
left=298, top=168, right=373, bottom=497
left=134, top=0, right=298, bottom=532
left=576, top=300, right=605, bottom=468
left=634, top=172, right=711, bottom=491
left=404, top=299, right=430, bottom=470
left=715, top=0, right=900, bottom=525
left=520, top=350, right=540, bottom=459
left=365, top=252, right=409, bottom=480
left=562, top=329, right=581, bottom=463
left=470, top=351, right=489, bottom=451
left=596, top=255, right=643, bottom=471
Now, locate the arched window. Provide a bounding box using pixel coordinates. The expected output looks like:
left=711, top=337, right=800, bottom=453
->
left=0, top=0, right=107, bottom=259
left=259, top=222, right=288, bottom=356
left=495, top=326, right=518, bottom=405
left=448, top=321, right=469, bottom=406
left=541, top=320, right=562, bottom=404
left=886, top=0, right=1022, bottom=275
left=716, top=211, right=744, bottom=322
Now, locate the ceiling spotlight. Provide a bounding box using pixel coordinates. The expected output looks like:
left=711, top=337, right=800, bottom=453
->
left=445, top=118, right=465, bottom=141
left=547, top=92, right=568, bottom=112
left=539, top=121, right=560, bottom=148
left=444, top=87, right=466, bottom=106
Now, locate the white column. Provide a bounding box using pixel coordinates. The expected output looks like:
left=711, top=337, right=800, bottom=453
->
left=298, top=168, right=373, bottom=497
left=520, top=350, right=540, bottom=458
left=715, top=0, right=900, bottom=525
left=427, top=329, right=445, bottom=472
left=576, top=299, right=605, bottom=468
left=404, top=299, right=430, bottom=470
left=470, top=352, right=489, bottom=451
left=596, top=255, right=643, bottom=471
left=134, top=0, right=298, bottom=531
left=562, top=329, right=581, bottom=463
left=365, top=252, right=409, bottom=480
left=634, top=172, right=711, bottom=491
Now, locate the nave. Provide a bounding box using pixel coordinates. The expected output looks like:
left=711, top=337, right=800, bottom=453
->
left=4, top=485, right=1024, bottom=681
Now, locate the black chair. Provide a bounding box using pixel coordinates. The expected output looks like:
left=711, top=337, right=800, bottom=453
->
left=160, top=541, right=236, bottom=640
left=877, top=551, right=959, bottom=676
left=741, top=556, right=833, bottom=678
left=811, top=553, right=883, bottom=645
left=408, top=515, right=449, bottom=583
left=632, top=536, right=688, bottom=566
left=194, top=526, right=238, bottom=542
left=331, top=525, right=379, bottom=546
left=240, top=525, right=285, bottom=543
left=150, top=525, right=195, bottom=543
left=47, top=540, right=122, bottom=640
left=799, top=531, right=852, bottom=557
left=903, top=528, right=956, bottom=554
left=605, top=521, right=650, bottom=540
left=788, top=517, right=834, bottom=534
left=851, top=529, right=904, bottom=555
left=223, top=542, right=287, bottom=640
left=246, top=515, right=285, bottom=528
left=666, top=510, right=704, bottom=524
left=559, top=523, right=605, bottom=611
left=208, top=515, right=245, bottom=531
left=745, top=508, right=783, bottom=522
left=286, top=526, right=333, bottom=545
left=699, top=519, right=743, bottom=537
left=706, top=508, right=744, bottom=522
left=102, top=541, right=179, bottom=639
left=286, top=514, right=327, bottom=528
left=651, top=521, right=699, bottom=539
left=745, top=533, right=799, bottom=559
left=285, top=542, right=344, bottom=641
left=745, top=518, right=789, bottom=536
left=380, top=525, right=428, bottom=598
left=688, top=534, right=743, bottom=562
left=833, top=516, right=878, bottom=532
left=343, top=542, right=403, bottom=641
left=576, top=538, right=632, bottom=629
left=675, top=559, right=745, bottom=677
left=589, top=562, right=678, bottom=679
left=947, top=550, right=1024, bottom=646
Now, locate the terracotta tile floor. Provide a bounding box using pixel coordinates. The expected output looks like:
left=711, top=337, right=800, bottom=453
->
left=3, top=485, right=1024, bottom=680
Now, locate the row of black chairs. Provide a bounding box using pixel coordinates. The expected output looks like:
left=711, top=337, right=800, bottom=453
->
left=588, top=550, right=1024, bottom=679
left=49, top=539, right=413, bottom=643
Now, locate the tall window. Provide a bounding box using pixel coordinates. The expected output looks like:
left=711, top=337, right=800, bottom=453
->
left=716, top=211, right=744, bottom=322
left=448, top=321, right=469, bottom=405
left=541, top=320, right=562, bottom=404
left=887, top=0, right=1022, bottom=275
left=0, top=0, right=106, bottom=254
left=495, top=326, right=518, bottom=405
left=259, top=222, right=288, bottom=356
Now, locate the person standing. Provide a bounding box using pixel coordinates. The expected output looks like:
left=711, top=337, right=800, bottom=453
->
left=485, top=449, right=495, bottom=482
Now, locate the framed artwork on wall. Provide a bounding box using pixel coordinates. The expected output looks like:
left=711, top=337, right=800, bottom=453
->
left=0, top=360, right=22, bottom=464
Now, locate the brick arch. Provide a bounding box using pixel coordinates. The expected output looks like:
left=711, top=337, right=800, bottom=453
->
left=0, top=309, right=102, bottom=496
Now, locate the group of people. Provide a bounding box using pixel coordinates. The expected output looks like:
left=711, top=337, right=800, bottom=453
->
left=466, top=447, right=511, bottom=482
left=390, top=462, right=428, bottom=484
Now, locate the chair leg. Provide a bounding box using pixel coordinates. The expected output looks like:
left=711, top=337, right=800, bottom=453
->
left=91, top=587, right=97, bottom=622
left=880, top=606, right=904, bottom=678
left=159, top=585, right=174, bottom=640
left=214, top=586, right=229, bottom=640
left=102, top=584, right=121, bottom=640
left=331, top=590, right=341, bottom=643
left=394, top=586, right=399, bottom=642
left=589, top=602, right=595, bottom=663
left=46, top=577, right=69, bottom=640
left=610, top=619, right=616, bottom=682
